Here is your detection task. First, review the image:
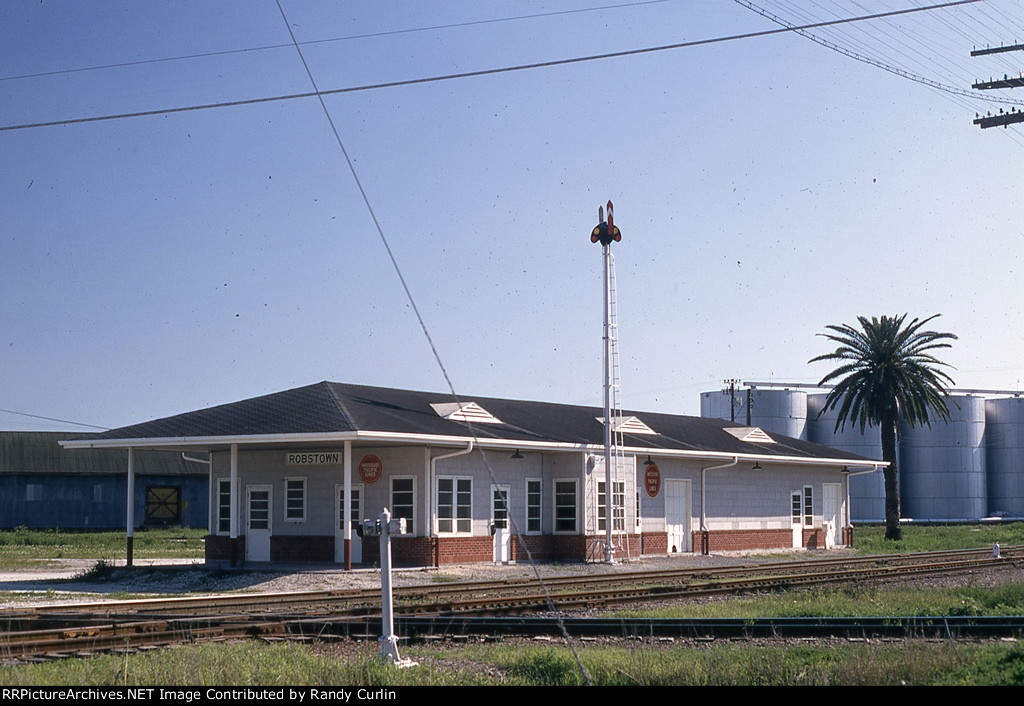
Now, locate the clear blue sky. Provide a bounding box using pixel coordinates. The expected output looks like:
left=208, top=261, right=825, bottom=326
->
left=2, top=1, right=1022, bottom=432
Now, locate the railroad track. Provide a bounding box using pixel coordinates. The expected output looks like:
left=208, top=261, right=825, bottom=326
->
left=2, top=547, right=1021, bottom=660
left=9, top=546, right=1017, bottom=618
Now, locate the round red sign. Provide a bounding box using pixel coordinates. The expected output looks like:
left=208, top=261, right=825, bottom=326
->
left=358, top=453, right=383, bottom=484
left=644, top=463, right=661, bottom=498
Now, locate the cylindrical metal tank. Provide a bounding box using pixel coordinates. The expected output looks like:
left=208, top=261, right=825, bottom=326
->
left=899, top=394, right=986, bottom=521
left=807, top=393, right=885, bottom=522
left=985, top=396, right=1024, bottom=519
left=699, top=388, right=808, bottom=440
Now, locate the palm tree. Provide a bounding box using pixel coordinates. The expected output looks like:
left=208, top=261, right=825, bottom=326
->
left=810, top=314, right=957, bottom=540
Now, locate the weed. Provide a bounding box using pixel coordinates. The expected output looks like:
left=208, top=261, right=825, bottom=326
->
left=72, top=560, right=117, bottom=582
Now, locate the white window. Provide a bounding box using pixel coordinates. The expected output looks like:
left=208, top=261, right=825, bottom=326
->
left=26, top=484, right=42, bottom=502
left=285, top=477, right=306, bottom=523
left=437, top=477, right=472, bottom=534
left=93, top=483, right=104, bottom=503
left=391, top=476, right=415, bottom=534
left=491, top=484, right=510, bottom=530
left=803, top=485, right=814, bottom=527
left=554, top=480, right=578, bottom=533
left=217, top=479, right=232, bottom=534
left=598, top=480, right=625, bottom=531
left=338, top=485, right=362, bottom=530
left=526, top=479, right=542, bottom=534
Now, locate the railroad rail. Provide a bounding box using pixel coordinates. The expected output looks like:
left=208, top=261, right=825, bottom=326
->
left=1, top=547, right=1021, bottom=660
left=9, top=546, right=1018, bottom=619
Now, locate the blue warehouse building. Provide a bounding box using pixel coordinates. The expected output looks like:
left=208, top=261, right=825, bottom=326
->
left=0, top=431, right=208, bottom=529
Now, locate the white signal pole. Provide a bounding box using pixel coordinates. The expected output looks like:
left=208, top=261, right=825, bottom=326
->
left=591, top=201, right=621, bottom=565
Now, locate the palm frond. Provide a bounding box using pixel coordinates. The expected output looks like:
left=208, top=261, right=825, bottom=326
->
left=808, top=313, right=956, bottom=433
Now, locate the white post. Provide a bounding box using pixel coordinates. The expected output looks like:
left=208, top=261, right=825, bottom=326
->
left=126, top=447, right=135, bottom=566
left=230, top=443, right=239, bottom=566
left=343, top=441, right=352, bottom=570
left=378, top=508, right=416, bottom=667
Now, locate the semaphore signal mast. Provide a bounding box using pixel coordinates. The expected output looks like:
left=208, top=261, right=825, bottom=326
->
left=591, top=201, right=621, bottom=564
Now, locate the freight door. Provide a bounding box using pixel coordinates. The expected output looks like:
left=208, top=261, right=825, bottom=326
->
left=665, top=479, right=690, bottom=553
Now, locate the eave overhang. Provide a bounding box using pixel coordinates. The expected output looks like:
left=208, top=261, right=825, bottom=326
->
left=60, top=431, right=878, bottom=469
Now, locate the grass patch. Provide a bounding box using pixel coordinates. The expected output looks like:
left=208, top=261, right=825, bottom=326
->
left=430, top=643, right=1024, bottom=685
left=0, top=642, right=494, bottom=687
left=4, top=641, right=1022, bottom=686
left=855, top=522, right=1024, bottom=554
left=615, top=580, right=1024, bottom=619
left=0, top=527, right=206, bottom=568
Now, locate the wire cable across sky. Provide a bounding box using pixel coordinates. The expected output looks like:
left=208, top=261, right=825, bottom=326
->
left=1, top=0, right=999, bottom=133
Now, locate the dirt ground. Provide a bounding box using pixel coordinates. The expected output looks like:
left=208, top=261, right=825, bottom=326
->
left=1, top=547, right=1020, bottom=608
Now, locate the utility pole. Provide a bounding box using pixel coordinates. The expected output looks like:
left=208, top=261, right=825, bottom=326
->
left=971, top=42, right=1024, bottom=129
left=723, top=379, right=741, bottom=422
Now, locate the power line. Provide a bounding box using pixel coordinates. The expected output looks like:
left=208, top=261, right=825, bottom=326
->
left=735, top=0, right=1024, bottom=106
left=0, top=0, right=669, bottom=83
left=0, top=408, right=109, bottom=430
left=1, top=0, right=988, bottom=132
left=271, top=0, right=595, bottom=683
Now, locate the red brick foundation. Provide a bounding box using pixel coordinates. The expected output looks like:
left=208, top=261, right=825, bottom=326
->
left=843, top=525, right=854, bottom=546
left=584, top=534, right=641, bottom=561
left=271, top=535, right=333, bottom=562
left=803, top=528, right=823, bottom=549
left=509, top=534, right=587, bottom=562
left=206, top=532, right=606, bottom=567
left=205, top=534, right=244, bottom=564
left=361, top=536, right=434, bottom=567
left=693, top=528, right=797, bottom=552
left=433, top=536, right=494, bottom=565
left=641, top=531, right=668, bottom=555
left=361, top=536, right=497, bottom=566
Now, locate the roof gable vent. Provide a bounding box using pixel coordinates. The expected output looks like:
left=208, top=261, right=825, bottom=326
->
left=725, top=426, right=776, bottom=443
left=596, top=415, right=657, bottom=435
left=431, top=401, right=504, bottom=425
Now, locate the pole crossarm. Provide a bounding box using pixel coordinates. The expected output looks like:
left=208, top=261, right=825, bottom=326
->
left=972, top=77, right=1024, bottom=90
left=974, top=111, right=1024, bottom=128
left=971, top=43, right=1024, bottom=57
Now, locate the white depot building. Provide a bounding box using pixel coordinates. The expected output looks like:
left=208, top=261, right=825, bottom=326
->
left=62, top=381, right=880, bottom=567
left=701, top=384, right=1024, bottom=523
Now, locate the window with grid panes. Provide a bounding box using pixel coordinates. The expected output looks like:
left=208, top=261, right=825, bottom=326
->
left=437, top=477, right=472, bottom=533
left=526, top=479, right=542, bottom=533
left=554, top=480, right=577, bottom=533
left=597, top=480, right=625, bottom=531
left=285, top=477, right=305, bottom=522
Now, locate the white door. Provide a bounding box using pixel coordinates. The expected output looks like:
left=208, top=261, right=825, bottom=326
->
left=791, top=490, right=803, bottom=549
left=822, top=483, right=842, bottom=549
left=335, top=484, right=363, bottom=563
left=665, top=479, right=691, bottom=553
left=246, top=485, right=272, bottom=561
left=491, top=485, right=511, bottom=563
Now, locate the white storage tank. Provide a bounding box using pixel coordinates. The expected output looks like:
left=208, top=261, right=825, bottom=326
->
left=699, top=388, right=808, bottom=440
left=807, top=393, right=885, bottom=522
left=984, top=396, right=1024, bottom=519
left=899, top=394, right=986, bottom=521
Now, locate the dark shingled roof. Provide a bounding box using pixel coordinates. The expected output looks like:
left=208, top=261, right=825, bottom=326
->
left=74, top=382, right=873, bottom=462
left=1, top=432, right=207, bottom=475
